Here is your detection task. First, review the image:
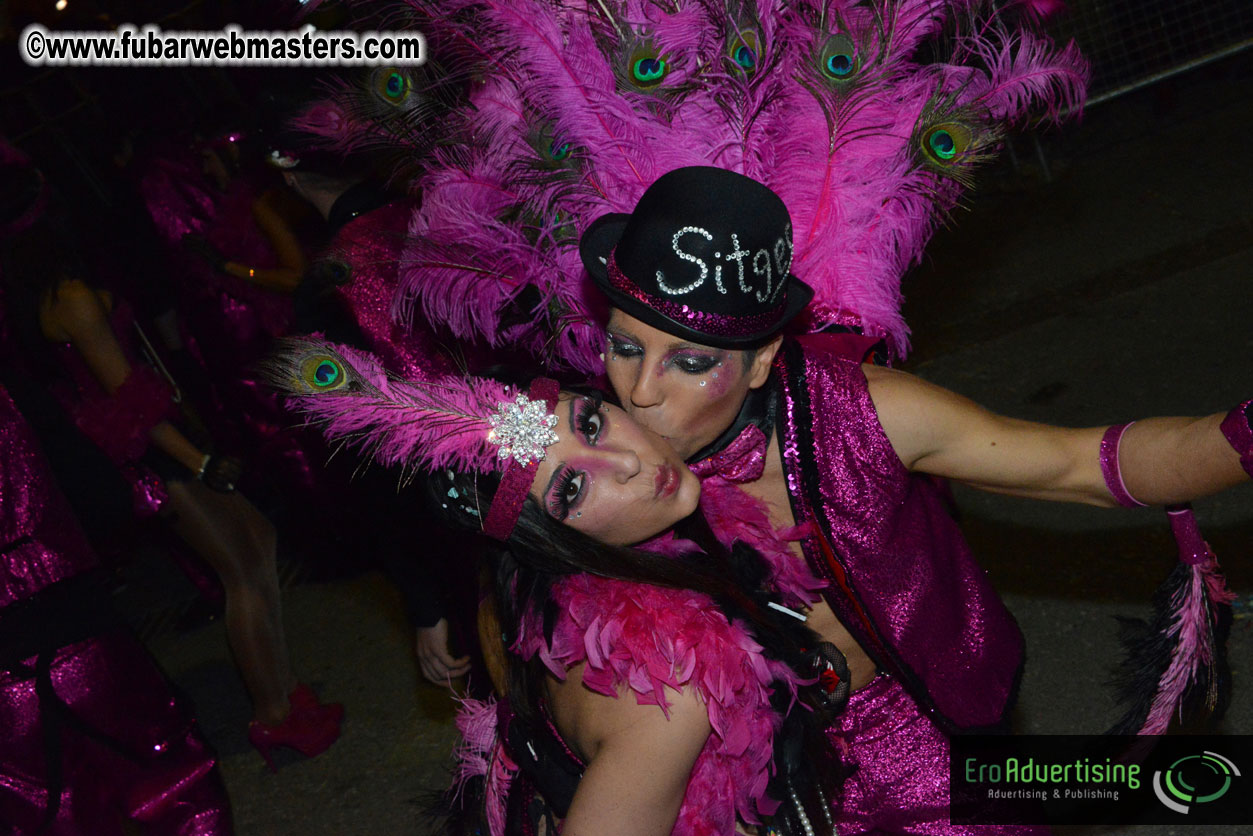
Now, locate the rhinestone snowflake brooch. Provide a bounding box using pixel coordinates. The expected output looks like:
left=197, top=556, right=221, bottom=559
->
left=487, top=393, right=559, bottom=466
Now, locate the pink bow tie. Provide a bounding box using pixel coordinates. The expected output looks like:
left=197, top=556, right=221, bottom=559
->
left=688, top=424, right=769, bottom=483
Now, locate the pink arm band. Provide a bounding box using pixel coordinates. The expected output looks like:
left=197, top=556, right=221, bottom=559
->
left=1219, top=399, right=1253, bottom=478
left=1099, top=422, right=1147, bottom=508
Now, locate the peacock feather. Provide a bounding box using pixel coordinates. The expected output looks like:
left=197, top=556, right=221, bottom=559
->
left=294, top=0, right=1087, bottom=366
left=261, top=337, right=517, bottom=476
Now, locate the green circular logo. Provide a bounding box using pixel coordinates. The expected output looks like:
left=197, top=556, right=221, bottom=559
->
left=1153, top=751, right=1240, bottom=814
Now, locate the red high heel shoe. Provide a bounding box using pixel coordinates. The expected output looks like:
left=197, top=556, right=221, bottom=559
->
left=248, top=684, right=344, bottom=772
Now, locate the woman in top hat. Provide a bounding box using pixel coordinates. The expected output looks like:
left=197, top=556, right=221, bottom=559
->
left=266, top=337, right=846, bottom=836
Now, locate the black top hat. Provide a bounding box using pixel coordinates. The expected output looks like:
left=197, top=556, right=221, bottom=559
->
left=580, top=166, right=812, bottom=348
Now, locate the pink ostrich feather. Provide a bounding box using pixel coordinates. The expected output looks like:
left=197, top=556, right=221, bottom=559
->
left=760, top=0, right=1086, bottom=358
left=262, top=338, right=514, bottom=475
left=949, top=24, right=1088, bottom=123
left=1134, top=509, right=1236, bottom=735
left=1138, top=558, right=1234, bottom=735
left=451, top=695, right=500, bottom=799
left=375, top=0, right=1087, bottom=369
left=394, top=0, right=727, bottom=373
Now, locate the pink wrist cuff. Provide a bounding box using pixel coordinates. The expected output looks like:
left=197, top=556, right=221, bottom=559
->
left=1166, top=505, right=1212, bottom=566
left=1219, top=400, right=1253, bottom=478
left=1100, top=422, right=1147, bottom=508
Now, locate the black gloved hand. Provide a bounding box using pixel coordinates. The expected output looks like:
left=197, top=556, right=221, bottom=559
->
left=181, top=233, right=228, bottom=272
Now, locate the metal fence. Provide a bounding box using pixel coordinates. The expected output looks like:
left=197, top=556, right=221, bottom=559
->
left=1049, top=0, right=1253, bottom=107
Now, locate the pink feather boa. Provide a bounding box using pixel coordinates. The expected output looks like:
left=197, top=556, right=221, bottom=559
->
left=73, top=365, right=176, bottom=465
left=698, top=475, right=828, bottom=610
left=456, top=572, right=807, bottom=835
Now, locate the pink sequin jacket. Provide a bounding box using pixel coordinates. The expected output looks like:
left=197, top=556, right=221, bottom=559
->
left=0, top=386, right=98, bottom=607
left=322, top=199, right=455, bottom=382
left=774, top=335, right=1023, bottom=731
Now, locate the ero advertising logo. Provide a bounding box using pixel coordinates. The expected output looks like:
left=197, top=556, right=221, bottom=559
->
left=951, top=735, right=1252, bottom=826
left=1152, top=751, right=1241, bottom=814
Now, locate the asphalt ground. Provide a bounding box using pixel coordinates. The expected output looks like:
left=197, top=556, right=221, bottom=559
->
left=123, top=50, right=1253, bottom=836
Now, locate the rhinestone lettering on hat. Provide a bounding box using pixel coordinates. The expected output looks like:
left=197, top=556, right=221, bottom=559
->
left=486, top=393, right=559, bottom=466
left=755, top=248, right=777, bottom=303
left=660, top=226, right=713, bottom=295
left=727, top=233, right=750, bottom=295
left=772, top=224, right=793, bottom=302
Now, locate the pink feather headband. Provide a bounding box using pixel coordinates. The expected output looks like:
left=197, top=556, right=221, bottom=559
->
left=263, top=338, right=560, bottom=540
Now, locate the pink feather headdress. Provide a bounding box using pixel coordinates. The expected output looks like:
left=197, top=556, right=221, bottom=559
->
left=370, top=0, right=1086, bottom=366
left=262, top=337, right=559, bottom=539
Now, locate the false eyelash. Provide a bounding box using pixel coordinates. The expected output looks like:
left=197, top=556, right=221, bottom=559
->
left=575, top=393, right=604, bottom=439
left=547, top=464, right=578, bottom=521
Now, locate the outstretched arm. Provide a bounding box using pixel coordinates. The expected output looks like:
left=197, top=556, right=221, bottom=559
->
left=866, top=364, right=1248, bottom=507
left=553, top=667, right=711, bottom=836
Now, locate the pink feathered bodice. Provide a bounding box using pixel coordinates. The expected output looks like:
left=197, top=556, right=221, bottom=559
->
left=459, top=573, right=799, bottom=836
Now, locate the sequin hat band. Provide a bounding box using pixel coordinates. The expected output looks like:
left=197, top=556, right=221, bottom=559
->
left=606, top=254, right=790, bottom=339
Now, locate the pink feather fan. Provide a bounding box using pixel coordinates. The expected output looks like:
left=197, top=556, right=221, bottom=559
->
left=764, top=0, right=1086, bottom=357
left=382, top=0, right=1086, bottom=366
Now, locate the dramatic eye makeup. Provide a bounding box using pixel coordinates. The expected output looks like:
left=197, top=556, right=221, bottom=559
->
left=606, top=333, right=643, bottom=359
left=544, top=394, right=606, bottom=520
left=573, top=392, right=605, bottom=443
left=667, top=352, right=721, bottom=375
left=608, top=331, right=725, bottom=377
left=545, top=464, right=585, bottom=521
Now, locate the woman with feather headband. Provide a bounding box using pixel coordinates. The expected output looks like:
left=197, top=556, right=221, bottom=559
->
left=265, top=337, right=848, bottom=836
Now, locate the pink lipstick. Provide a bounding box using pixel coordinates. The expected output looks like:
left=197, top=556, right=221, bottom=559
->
left=654, top=464, right=679, bottom=498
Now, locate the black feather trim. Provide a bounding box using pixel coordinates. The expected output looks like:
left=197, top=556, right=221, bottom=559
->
left=1106, top=561, right=1233, bottom=735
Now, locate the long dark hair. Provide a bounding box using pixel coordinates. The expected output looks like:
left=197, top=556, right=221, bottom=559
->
left=426, top=466, right=843, bottom=835
left=0, top=210, right=90, bottom=375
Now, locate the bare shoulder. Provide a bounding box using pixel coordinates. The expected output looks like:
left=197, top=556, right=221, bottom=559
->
left=862, top=362, right=960, bottom=406
left=553, top=665, right=713, bottom=836
left=861, top=363, right=981, bottom=468
left=547, top=663, right=711, bottom=764
left=39, top=278, right=105, bottom=341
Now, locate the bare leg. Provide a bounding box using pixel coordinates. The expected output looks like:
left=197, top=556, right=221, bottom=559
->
left=164, top=479, right=296, bottom=725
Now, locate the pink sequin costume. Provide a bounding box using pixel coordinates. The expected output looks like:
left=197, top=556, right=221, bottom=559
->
left=455, top=572, right=801, bottom=836
left=754, top=335, right=1032, bottom=834
left=825, top=677, right=1046, bottom=836
left=315, top=198, right=455, bottom=381
left=0, top=385, right=232, bottom=835
left=139, top=153, right=319, bottom=494
left=774, top=336, right=1023, bottom=730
